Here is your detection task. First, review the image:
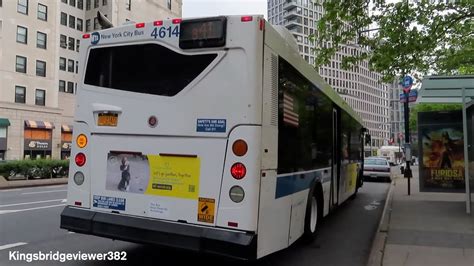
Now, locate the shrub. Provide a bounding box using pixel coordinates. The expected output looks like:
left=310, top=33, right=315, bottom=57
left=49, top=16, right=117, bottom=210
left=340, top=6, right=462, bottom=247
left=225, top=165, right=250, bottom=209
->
left=0, top=159, right=69, bottom=180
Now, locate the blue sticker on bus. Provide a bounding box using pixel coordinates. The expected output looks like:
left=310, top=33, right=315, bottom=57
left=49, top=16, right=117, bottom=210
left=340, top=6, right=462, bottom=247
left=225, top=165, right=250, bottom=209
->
left=196, top=119, right=226, bottom=133
left=93, top=195, right=126, bottom=211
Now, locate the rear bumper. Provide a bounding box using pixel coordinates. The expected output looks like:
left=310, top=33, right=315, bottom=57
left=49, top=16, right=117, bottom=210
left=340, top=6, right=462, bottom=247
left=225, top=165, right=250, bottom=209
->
left=60, top=206, right=257, bottom=260
left=363, top=171, right=391, bottom=178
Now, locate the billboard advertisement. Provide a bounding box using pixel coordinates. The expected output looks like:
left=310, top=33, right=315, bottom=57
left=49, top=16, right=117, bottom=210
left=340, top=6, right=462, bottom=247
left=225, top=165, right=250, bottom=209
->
left=418, top=111, right=465, bottom=192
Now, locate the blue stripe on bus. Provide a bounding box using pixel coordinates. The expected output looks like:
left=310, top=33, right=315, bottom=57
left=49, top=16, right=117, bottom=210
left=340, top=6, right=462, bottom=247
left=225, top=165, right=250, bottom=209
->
left=275, top=169, right=325, bottom=199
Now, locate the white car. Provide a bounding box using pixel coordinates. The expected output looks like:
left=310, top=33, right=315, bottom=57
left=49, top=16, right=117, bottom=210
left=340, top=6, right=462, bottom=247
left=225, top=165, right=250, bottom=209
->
left=363, top=157, right=392, bottom=182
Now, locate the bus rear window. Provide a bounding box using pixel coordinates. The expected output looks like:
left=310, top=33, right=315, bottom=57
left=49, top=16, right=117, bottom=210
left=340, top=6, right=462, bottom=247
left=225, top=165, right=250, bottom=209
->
left=84, top=44, right=217, bottom=96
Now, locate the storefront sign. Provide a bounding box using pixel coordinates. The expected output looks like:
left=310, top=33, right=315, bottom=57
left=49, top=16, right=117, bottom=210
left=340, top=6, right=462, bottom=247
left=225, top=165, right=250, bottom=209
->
left=24, top=139, right=52, bottom=151
left=61, top=141, right=72, bottom=151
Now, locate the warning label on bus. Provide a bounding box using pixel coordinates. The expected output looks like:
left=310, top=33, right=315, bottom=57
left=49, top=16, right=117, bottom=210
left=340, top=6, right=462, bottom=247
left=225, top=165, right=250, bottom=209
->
left=197, top=197, right=215, bottom=223
left=93, top=195, right=126, bottom=211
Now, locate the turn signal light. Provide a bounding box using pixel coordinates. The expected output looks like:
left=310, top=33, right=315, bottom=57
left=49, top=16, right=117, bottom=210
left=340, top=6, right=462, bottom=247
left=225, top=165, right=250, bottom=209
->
left=75, top=153, right=86, bottom=167
left=231, top=163, right=246, bottom=180
left=76, top=134, right=88, bottom=148
left=232, top=139, right=248, bottom=157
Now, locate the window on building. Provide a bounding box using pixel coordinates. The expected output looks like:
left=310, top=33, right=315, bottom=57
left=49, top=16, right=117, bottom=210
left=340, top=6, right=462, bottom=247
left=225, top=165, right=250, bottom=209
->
left=61, top=0, right=67, bottom=3
left=68, top=37, right=75, bottom=50
left=86, top=0, right=90, bottom=10
left=15, top=86, right=26, bottom=103
left=94, top=17, right=99, bottom=30
left=167, top=0, right=171, bottom=10
left=36, top=31, right=46, bottom=49
left=76, top=40, right=80, bottom=52
left=70, top=0, right=76, bottom=7
left=102, top=0, right=107, bottom=5
left=35, top=89, right=45, bottom=106
left=60, top=34, right=67, bottom=48
left=59, top=57, right=66, bottom=71
left=125, top=0, right=131, bottom=10
left=68, top=59, right=74, bottom=72
left=69, top=15, right=75, bottom=29
left=77, top=18, right=83, bottom=31
left=60, top=12, right=67, bottom=26
left=75, top=61, right=79, bottom=73
left=78, top=0, right=83, bottom=9
left=94, top=0, right=98, bottom=8
left=16, top=26, right=27, bottom=44
left=59, top=80, right=66, bottom=92
left=85, top=19, right=91, bottom=32
left=36, top=60, right=46, bottom=77
left=17, top=0, right=28, bottom=14
left=37, top=4, right=47, bottom=21
left=67, top=81, right=74, bottom=93
left=16, top=56, right=27, bottom=73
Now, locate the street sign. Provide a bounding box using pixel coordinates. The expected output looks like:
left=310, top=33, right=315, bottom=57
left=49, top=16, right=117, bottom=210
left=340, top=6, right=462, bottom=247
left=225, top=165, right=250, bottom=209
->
left=401, top=76, right=413, bottom=93
left=400, top=90, right=418, bottom=103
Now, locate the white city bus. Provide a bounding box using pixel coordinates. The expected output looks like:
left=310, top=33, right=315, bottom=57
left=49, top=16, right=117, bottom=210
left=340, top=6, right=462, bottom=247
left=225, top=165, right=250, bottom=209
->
left=61, top=15, right=365, bottom=260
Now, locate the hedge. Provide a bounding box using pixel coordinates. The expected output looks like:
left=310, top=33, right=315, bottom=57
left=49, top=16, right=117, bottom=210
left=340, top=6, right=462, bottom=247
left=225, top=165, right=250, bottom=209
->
left=0, top=159, right=69, bottom=180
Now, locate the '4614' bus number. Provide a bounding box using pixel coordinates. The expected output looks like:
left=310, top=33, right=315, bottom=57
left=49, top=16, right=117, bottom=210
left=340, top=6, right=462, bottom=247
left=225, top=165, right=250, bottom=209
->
left=151, top=26, right=180, bottom=39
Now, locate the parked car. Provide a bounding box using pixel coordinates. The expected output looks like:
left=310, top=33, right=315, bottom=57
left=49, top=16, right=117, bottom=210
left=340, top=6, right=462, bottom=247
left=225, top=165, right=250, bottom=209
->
left=363, top=157, right=392, bottom=182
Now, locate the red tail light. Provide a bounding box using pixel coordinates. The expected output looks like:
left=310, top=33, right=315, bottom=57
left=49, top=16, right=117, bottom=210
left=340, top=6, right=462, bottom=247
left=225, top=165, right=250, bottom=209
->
left=74, top=201, right=82, bottom=206
left=231, top=163, right=246, bottom=180
left=153, top=20, right=163, bottom=26
left=75, top=153, right=86, bottom=167
left=82, top=34, right=90, bottom=39
left=135, top=23, right=145, bottom=28
left=241, top=16, right=253, bottom=22
left=172, top=18, right=182, bottom=24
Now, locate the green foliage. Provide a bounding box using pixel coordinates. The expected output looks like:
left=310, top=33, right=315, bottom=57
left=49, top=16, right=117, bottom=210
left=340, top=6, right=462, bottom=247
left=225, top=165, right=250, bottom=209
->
left=409, top=103, right=462, bottom=129
left=0, top=159, right=69, bottom=180
left=313, top=0, right=474, bottom=81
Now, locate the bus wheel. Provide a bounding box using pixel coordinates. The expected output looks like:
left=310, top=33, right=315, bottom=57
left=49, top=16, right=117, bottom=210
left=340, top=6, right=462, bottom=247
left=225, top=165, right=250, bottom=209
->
left=303, top=189, right=321, bottom=242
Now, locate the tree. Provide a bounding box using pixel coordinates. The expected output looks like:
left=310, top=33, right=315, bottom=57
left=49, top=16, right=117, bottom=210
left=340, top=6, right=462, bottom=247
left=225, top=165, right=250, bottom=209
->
left=313, top=0, right=474, bottom=82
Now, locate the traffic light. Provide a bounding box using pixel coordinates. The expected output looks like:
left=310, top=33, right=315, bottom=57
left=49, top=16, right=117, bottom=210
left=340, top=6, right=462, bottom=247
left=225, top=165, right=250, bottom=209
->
left=365, top=134, right=371, bottom=145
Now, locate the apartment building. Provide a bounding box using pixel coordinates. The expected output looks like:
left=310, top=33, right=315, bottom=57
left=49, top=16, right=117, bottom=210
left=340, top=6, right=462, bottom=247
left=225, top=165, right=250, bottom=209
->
left=268, top=0, right=390, bottom=150
left=0, top=0, right=182, bottom=160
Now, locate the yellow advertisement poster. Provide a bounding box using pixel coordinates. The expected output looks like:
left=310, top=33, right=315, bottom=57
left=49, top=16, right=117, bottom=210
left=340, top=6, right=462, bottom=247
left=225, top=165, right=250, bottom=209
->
left=346, top=163, right=358, bottom=192
left=145, top=155, right=200, bottom=199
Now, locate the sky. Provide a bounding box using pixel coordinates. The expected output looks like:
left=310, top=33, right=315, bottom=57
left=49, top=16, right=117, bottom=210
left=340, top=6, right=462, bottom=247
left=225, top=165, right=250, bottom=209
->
left=182, top=0, right=267, bottom=19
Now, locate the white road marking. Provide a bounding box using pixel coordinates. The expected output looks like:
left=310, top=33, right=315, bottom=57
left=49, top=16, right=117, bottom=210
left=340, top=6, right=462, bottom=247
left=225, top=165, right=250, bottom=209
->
left=0, top=204, right=66, bottom=215
left=0, top=242, right=27, bottom=251
left=21, top=190, right=67, bottom=195
left=0, top=199, right=66, bottom=208
left=364, top=200, right=381, bottom=211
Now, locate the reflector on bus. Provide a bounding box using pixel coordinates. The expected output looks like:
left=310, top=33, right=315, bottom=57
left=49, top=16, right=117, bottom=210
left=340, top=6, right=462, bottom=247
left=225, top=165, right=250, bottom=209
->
left=179, top=17, right=227, bottom=49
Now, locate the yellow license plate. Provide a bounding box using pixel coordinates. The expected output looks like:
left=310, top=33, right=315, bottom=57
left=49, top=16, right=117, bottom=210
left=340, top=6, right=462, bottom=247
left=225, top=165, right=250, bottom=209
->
left=97, top=113, right=118, bottom=126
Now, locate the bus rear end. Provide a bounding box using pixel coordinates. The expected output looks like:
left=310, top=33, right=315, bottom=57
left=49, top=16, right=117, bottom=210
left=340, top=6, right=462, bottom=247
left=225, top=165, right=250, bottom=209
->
left=60, top=16, right=264, bottom=260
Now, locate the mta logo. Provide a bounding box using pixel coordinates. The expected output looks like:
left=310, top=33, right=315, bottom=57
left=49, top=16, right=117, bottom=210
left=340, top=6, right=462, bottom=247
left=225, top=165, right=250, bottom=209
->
left=91, top=32, right=100, bottom=45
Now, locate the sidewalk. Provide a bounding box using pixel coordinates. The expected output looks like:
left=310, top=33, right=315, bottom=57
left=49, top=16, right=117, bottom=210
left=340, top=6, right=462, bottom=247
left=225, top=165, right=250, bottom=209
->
left=383, top=166, right=474, bottom=266
left=0, top=176, right=68, bottom=189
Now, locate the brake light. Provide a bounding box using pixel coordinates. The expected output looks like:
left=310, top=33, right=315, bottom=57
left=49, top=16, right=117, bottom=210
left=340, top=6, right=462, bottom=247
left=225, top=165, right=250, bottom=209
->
left=82, top=34, right=90, bottom=39
left=153, top=20, right=163, bottom=26
left=228, top=222, right=238, bottom=227
left=172, top=18, right=182, bottom=24
left=232, top=139, right=248, bottom=157
left=231, top=163, right=246, bottom=180
left=76, top=134, right=88, bottom=148
left=136, top=22, right=145, bottom=28
left=74, top=201, right=82, bottom=206
left=241, top=16, right=253, bottom=22
left=75, top=153, right=86, bottom=167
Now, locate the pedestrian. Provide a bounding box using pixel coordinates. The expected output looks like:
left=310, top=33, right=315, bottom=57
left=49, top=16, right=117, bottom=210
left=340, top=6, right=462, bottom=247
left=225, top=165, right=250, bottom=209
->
left=118, top=157, right=131, bottom=191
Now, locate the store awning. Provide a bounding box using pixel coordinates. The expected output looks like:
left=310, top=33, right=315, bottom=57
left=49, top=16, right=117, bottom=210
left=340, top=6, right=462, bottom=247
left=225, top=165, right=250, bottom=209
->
left=24, top=120, right=55, bottom=129
left=0, top=118, right=11, bottom=127
left=61, top=124, right=73, bottom=132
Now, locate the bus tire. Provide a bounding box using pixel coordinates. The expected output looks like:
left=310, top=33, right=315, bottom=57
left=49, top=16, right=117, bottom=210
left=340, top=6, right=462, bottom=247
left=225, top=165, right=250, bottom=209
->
left=303, top=184, right=322, bottom=242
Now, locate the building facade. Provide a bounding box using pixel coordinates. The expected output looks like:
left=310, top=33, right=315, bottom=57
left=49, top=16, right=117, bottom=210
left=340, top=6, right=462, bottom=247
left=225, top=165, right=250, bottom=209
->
left=0, top=0, right=181, bottom=160
left=268, top=0, right=390, bottom=150
left=389, top=79, right=405, bottom=146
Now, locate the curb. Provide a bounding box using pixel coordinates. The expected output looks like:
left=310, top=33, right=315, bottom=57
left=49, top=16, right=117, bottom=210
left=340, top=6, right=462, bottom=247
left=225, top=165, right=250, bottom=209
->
left=0, top=176, right=68, bottom=190
left=366, top=175, right=398, bottom=266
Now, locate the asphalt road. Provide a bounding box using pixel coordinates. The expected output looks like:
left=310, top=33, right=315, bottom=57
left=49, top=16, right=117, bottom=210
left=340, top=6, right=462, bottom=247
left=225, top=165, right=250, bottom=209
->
left=0, top=181, right=389, bottom=266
